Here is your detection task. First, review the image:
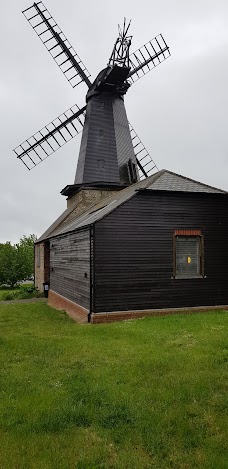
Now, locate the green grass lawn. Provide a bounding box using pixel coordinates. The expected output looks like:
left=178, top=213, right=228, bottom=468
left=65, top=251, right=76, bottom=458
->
left=0, top=304, right=227, bottom=469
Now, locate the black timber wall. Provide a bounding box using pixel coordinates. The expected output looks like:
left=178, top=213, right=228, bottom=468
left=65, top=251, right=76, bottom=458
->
left=50, top=229, right=90, bottom=309
left=94, top=191, right=228, bottom=313
left=74, top=93, right=138, bottom=186
left=75, top=93, right=120, bottom=185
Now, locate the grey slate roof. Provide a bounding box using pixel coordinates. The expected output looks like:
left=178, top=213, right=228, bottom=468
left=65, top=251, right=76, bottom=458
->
left=37, top=169, right=227, bottom=241
left=146, top=171, right=226, bottom=193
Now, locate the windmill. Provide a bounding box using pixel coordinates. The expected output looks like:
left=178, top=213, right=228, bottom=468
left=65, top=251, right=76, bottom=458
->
left=14, top=2, right=170, bottom=194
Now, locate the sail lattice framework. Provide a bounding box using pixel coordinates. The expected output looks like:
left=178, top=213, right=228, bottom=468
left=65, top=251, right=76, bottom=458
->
left=14, top=2, right=170, bottom=183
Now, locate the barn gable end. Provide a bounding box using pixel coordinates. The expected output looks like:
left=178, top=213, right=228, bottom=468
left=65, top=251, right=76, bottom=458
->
left=93, top=190, right=228, bottom=319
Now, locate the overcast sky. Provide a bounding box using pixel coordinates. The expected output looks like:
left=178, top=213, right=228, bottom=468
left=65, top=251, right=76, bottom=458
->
left=1, top=0, right=227, bottom=243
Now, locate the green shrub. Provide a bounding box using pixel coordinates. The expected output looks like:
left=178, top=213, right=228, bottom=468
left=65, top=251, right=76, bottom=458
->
left=0, top=284, right=43, bottom=301
left=0, top=292, right=17, bottom=301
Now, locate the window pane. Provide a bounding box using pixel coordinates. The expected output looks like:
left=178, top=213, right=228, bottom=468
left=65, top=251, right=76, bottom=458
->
left=176, top=237, right=200, bottom=277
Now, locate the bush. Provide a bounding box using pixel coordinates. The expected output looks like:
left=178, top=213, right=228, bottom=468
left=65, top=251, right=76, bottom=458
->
left=0, top=285, right=44, bottom=301
left=19, top=285, right=36, bottom=294
left=1, top=292, right=17, bottom=301
left=17, top=286, right=43, bottom=300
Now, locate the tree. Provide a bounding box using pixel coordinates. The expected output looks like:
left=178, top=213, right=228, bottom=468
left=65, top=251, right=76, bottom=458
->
left=0, top=242, right=22, bottom=287
left=0, top=235, right=36, bottom=287
left=18, top=234, right=37, bottom=278
left=0, top=244, right=6, bottom=285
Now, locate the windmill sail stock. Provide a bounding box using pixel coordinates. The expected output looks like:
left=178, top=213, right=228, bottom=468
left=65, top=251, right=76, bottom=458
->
left=14, top=105, right=86, bottom=170
left=128, top=35, right=170, bottom=83
left=15, top=3, right=170, bottom=178
left=22, top=2, right=91, bottom=88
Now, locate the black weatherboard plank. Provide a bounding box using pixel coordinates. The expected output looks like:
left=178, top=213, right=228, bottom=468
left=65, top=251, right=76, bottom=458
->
left=50, top=229, right=90, bottom=309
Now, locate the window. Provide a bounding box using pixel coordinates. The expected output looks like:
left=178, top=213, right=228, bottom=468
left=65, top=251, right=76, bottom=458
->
left=127, top=159, right=138, bottom=183
left=97, top=158, right=105, bottom=169
left=174, top=231, right=204, bottom=278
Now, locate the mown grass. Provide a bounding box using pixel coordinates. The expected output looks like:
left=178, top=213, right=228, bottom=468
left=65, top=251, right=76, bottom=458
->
left=0, top=303, right=227, bottom=469
left=0, top=283, right=42, bottom=301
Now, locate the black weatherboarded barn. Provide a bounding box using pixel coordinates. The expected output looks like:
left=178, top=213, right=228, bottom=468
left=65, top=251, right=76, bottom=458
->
left=35, top=170, right=228, bottom=323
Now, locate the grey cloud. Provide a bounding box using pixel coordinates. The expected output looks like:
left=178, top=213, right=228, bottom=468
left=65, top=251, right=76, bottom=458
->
left=0, top=0, right=227, bottom=243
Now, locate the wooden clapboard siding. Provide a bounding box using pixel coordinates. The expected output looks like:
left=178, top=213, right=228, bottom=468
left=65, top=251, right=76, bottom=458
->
left=94, top=191, right=228, bottom=313
left=50, top=229, right=90, bottom=309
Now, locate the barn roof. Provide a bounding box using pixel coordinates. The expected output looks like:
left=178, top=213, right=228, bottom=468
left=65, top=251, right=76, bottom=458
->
left=37, top=169, right=227, bottom=241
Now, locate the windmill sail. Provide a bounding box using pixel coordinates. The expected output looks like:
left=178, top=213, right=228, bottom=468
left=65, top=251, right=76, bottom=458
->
left=15, top=12, right=168, bottom=182
left=129, top=123, right=158, bottom=178
left=14, top=105, right=86, bottom=170
left=128, top=34, right=170, bottom=84
left=23, top=2, right=91, bottom=88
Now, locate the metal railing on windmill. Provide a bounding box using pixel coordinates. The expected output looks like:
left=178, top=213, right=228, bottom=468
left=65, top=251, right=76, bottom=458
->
left=14, top=2, right=171, bottom=186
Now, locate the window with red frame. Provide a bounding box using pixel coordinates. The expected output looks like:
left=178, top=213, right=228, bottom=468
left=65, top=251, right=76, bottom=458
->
left=174, top=230, right=204, bottom=279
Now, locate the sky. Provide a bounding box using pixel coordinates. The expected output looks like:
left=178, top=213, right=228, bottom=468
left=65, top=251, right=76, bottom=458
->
left=1, top=0, right=228, bottom=243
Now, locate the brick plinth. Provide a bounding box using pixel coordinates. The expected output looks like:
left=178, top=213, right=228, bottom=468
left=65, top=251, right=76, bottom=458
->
left=67, top=188, right=120, bottom=210
left=91, top=305, right=228, bottom=323
left=48, top=290, right=89, bottom=323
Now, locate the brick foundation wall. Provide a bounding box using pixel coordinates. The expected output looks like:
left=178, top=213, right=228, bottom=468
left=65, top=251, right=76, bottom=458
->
left=91, top=305, right=228, bottom=323
left=48, top=290, right=89, bottom=323
left=47, top=292, right=228, bottom=324
left=66, top=188, right=120, bottom=210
